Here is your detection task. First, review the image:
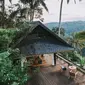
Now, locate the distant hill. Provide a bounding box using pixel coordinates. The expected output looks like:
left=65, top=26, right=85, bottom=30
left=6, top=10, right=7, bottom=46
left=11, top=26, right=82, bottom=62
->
left=45, top=21, right=85, bottom=35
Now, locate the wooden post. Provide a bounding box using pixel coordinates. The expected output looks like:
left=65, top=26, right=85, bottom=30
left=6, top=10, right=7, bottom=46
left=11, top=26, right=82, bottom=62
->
left=54, top=53, right=56, bottom=65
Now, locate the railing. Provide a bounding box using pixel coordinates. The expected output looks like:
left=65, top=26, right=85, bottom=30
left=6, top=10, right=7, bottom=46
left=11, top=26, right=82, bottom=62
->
left=56, top=53, right=85, bottom=74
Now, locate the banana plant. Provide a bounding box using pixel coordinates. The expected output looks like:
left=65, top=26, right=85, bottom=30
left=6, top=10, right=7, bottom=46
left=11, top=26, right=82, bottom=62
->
left=74, top=51, right=85, bottom=67
left=79, top=57, right=85, bottom=67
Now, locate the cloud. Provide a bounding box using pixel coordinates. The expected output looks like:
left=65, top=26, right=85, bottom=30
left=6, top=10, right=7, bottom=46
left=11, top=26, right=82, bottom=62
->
left=43, top=0, right=85, bottom=23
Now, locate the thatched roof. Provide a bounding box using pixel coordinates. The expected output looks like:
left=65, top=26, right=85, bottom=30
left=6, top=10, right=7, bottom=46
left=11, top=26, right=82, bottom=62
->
left=12, top=21, right=74, bottom=55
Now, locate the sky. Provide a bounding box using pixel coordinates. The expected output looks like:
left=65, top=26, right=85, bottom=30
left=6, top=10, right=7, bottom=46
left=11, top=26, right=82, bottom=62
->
left=5, top=0, right=85, bottom=23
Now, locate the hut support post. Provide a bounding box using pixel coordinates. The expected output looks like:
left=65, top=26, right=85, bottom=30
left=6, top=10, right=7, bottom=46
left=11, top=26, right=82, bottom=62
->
left=54, top=53, right=56, bottom=66
left=21, top=57, right=26, bottom=70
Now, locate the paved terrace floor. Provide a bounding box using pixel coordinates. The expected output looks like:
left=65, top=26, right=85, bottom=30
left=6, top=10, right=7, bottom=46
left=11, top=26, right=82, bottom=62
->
left=27, top=59, right=85, bottom=85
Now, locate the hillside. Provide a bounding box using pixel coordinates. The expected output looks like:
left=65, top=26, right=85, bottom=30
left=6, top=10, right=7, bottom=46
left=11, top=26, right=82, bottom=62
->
left=45, top=21, right=85, bottom=35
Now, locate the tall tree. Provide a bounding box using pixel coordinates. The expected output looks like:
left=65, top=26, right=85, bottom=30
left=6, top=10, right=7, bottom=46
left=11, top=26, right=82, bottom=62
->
left=20, top=0, right=48, bottom=21
left=9, top=0, right=48, bottom=22
left=58, top=0, right=63, bottom=37
left=52, top=27, right=65, bottom=36
left=0, top=0, right=12, bottom=28
left=0, top=0, right=12, bottom=13
left=58, top=0, right=82, bottom=37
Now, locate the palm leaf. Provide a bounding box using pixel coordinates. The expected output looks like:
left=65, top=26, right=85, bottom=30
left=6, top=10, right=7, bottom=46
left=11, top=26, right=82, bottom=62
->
left=33, top=1, right=39, bottom=9
left=35, top=7, right=42, bottom=15
left=39, top=0, right=48, bottom=12
left=20, top=8, right=27, bottom=16
left=67, top=0, right=82, bottom=4
left=9, top=0, right=12, bottom=3
left=20, top=0, right=29, bottom=4
left=9, top=10, right=19, bottom=19
left=67, top=0, right=70, bottom=4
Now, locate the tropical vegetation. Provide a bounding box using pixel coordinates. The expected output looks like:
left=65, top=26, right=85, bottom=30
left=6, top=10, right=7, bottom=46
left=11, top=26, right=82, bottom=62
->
left=0, top=0, right=85, bottom=84
left=0, top=0, right=48, bottom=84
left=52, top=25, right=85, bottom=69
left=0, top=27, right=41, bottom=85
left=0, top=0, right=48, bottom=28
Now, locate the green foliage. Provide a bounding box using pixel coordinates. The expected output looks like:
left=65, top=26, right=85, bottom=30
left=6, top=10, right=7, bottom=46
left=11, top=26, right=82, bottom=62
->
left=16, top=21, right=30, bottom=29
left=0, top=28, right=42, bottom=85
left=0, top=11, right=15, bottom=28
left=80, top=58, right=85, bottom=67
left=0, top=0, right=48, bottom=28
left=62, top=51, right=80, bottom=63
left=62, top=51, right=85, bottom=68
left=0, top=51, right=30, bottom=85
left=75, top=31, right=85, bottom=40
left=0, top=28, right=32, bottom=85
left=0, top=29, right=18, bottom=52
left=10, top=22, right=31, bottom=48
left=52, top=27, right=65, bottom=36
left=74, top=52, right=85, bottom=67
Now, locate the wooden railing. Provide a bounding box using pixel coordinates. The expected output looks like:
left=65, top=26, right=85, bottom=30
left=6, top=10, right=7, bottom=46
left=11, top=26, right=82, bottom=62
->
left=56, top=54, right=85, bottom=74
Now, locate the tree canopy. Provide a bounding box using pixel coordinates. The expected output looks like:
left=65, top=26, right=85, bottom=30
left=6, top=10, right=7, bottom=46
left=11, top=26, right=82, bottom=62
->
left=75, top=31, right=85, bottom=40
left=0, top=0, right=48, bottom=28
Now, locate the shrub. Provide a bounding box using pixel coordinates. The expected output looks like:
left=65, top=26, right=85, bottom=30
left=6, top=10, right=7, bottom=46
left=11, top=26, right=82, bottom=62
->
left=0, top=51, right=31, bottom=85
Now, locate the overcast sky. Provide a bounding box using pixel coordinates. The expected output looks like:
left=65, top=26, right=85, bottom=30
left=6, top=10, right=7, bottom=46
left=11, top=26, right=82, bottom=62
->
left=5, top=0, right=85, bottom=23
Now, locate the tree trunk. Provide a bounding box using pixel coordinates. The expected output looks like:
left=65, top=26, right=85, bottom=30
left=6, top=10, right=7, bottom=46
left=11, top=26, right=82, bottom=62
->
left=1, top=0, right=5, bottom=13
left=25, top=9, right=30, bottom=21
left=2, top=0, right=5, bottom=28
left=30, top=9, right=34, bottom=22
left=58, top=0, right=63, bottom=37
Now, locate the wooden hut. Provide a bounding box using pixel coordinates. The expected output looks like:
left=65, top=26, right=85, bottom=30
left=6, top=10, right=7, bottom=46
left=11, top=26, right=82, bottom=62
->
left=11, top=21, right=74, bottom=66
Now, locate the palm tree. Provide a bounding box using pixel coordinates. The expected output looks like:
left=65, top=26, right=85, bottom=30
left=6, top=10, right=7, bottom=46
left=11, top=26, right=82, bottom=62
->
left=9, top=0, right=48, bottom=22
left=20, top=0, right=48, bottom=21
left=58, top=0, right=63, bottom=37
left=58, top=0, right=82, bottom=37
left=0, top=0, right=12, bottom=13
left=0, top=0, right=12, bottom=28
